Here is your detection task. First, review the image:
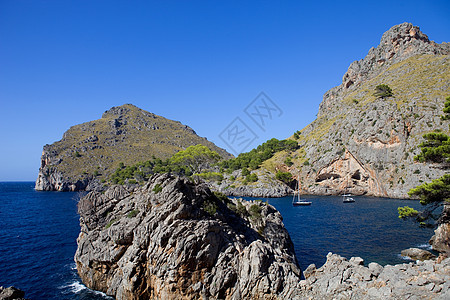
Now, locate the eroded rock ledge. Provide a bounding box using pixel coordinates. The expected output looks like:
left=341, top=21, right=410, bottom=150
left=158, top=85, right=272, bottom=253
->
left=75, top=173, right=301, bottom=299
left=293, top=253, right=450, bottom=300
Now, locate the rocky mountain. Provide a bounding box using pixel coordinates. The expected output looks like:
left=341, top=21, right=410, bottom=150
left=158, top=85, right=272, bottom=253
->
left=263, top=22, right=450, bottom=198
left=75, top=173, right=301, bottom=299
left=35, top=104, right=232, bottom=191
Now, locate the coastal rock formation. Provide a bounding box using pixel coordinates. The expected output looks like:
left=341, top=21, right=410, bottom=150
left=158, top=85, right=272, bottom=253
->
left=294, top=253, right=450, bottom=299
left=401, top=248, right=436, bottom=261
left=0, top=286, right=28, bottom=300
left=75, top=174, right=301, bottom=299
left=430, top=204, right=450, bottom=256
left=35, top=104, right=232, bottom=191
left=264, top=23, right=450, bottom=198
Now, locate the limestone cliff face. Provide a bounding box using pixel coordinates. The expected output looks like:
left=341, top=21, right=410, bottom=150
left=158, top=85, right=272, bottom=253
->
left=319, top=22, right=450, bottom=117
left=267, top=23, right=450, bottom=198
left=35, top=104, right=232, bottom=192
left=75, top=174, right=301, bottom=299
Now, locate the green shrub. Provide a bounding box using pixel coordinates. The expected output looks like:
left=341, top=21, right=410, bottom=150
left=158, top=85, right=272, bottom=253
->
left=244, top=173, right=258, bottom=183
left=276, top=171, right=293, bottom=184
left=203, top=200, right=217, bottom=216
left=127, top=209, right=139, bottom=218
left=398, top=206, right=419, bottom=219
left=249, top=204, right=262, bottom=221
left=196, top=172, right=224, bottom=182
left=152, top=183, right=163, bottom=193
left=242, top=168, right=250, bottom=176
left=105, top=219, right=117, bottom=229
left=414, top=132, right=450, bottom=164
left=236, top=201, right=248, bottom=216
left=213, top=191, right=229, bottom=203
left=219, top=138, right=299, bottom=171
left=374, top=84, right=393, bottom=99
left=284, top=156, right=293, bottom=167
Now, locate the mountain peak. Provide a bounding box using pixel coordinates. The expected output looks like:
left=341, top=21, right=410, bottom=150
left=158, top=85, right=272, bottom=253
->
left=319, top=23, right=449, bottom=116
left=36, top=104, right=232, bottom=191
left=102, top=103, right=142, bottom=119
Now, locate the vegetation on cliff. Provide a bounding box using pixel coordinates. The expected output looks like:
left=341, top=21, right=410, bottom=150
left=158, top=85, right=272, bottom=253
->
left=35, top=104, right=232, bottom=191
left=399, top=100, right=450, bottom=225
left=218, top=138, right=298, bottom=171
left=110, top=144, right=222, bottom=184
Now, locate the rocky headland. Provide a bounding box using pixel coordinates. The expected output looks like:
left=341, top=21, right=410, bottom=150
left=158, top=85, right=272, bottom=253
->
left=35, top=104, right=232, bottom=192
left=75, top=173, right=300, bottom=299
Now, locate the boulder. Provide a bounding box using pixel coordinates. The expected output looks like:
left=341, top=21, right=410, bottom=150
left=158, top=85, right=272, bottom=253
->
left=401, top=248, right=437, bottom=261
left=0, top=286, right=28, bottom=300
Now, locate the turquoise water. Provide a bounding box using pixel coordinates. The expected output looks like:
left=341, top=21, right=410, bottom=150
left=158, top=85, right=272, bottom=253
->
left=0, top=182, right=434, bottom=299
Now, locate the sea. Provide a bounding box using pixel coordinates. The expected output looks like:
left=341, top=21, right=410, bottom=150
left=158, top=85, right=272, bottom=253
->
left=0, top=182, right=435, bottom=299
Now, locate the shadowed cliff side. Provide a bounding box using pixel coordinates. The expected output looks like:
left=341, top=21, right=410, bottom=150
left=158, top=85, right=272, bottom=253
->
left=75, top=174, right=301, bottom=299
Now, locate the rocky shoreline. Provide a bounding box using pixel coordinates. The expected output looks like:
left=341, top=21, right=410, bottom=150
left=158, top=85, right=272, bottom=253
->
left=293, top=252, right=450, bottom=299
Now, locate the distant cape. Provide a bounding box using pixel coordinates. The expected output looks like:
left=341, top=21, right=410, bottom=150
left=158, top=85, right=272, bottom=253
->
left=35, top=104, right=232, bottom=191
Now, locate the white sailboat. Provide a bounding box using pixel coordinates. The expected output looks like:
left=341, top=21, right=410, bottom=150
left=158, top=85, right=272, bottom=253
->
left=343, top=173, right=355, bottom=203
left=293, top=176, right=311, bottom=206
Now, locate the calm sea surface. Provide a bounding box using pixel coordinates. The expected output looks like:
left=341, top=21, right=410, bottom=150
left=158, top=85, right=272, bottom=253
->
left=0, top=182, right=434, bottom=299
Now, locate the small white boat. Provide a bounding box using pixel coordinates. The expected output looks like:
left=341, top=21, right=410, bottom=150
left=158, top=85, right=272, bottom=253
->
left=342, top=193, right=355, bottom=203
left=293, top=200, right=312, bottom=206
left=293, top=176, right=311, bottom=206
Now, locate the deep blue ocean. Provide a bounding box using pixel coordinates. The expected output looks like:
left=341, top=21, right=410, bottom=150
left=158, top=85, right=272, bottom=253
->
left=0, top=182, right=435, bottom=299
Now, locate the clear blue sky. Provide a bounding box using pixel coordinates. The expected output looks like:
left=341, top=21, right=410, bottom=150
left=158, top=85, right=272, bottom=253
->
left=1, top=0, right=449, bottom=181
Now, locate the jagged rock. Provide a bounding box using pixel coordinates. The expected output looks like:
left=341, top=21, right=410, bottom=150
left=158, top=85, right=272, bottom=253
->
left=75, top=174, right=301, bottom=299
left=293, top=253, right=450, bottom=299
left=401, top=248, right=437, bottom=261
left=0, top=286, right=28, bottom=300
left=430, top=204, right=450, bottom=256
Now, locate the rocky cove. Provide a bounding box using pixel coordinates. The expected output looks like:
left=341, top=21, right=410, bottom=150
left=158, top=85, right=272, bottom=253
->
left=75, top=174, right=450, bottom=299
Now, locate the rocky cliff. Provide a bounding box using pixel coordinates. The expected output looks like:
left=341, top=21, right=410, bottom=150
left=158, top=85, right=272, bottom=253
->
left=35, top=104, right=232, bottom=191
left=75, top=173, right=301, bottom=299
left=265, top=23, right=450, bottom=198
